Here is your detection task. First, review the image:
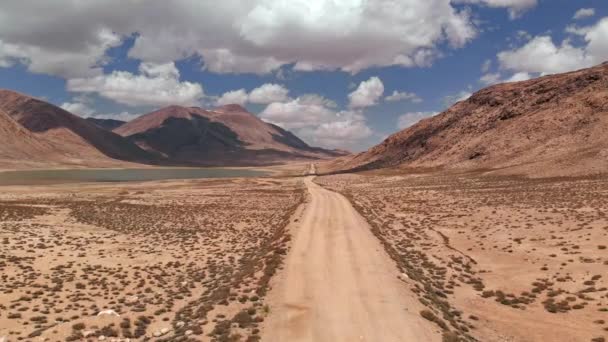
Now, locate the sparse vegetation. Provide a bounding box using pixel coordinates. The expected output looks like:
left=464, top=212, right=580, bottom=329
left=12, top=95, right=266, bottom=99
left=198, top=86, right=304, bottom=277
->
left=0, top=176, right=304, bottom=341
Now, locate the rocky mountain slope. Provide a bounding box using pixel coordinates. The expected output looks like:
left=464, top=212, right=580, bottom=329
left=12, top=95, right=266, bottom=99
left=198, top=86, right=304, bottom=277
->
left=115, top=104, right=345, bottom=165
left=326, top=62, right=608, bottom=177
left=0, top=89, right=155, bottom=167
left=0, top=108, right=61, bottom=168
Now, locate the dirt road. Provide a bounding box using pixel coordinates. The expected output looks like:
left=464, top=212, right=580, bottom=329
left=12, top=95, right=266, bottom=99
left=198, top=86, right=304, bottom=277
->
left=263, top=176, right=438, bottom=342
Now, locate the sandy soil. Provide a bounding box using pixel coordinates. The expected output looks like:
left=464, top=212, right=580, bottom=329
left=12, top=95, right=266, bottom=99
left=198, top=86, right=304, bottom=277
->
left=0, top=176, right=305, bottom=342
left=263, top=176, right=439, bottom=342
left=317, top=171, right=608, bottom=342
left=2, top=165, right=607, bottom=342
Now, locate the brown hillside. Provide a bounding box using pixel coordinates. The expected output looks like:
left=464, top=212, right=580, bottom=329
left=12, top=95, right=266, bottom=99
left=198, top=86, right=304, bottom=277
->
left=0, top=89, right=155, bottom=165
left=0, top=109, right=60, bottom=166
left=327, top=62, right=608, bottom=177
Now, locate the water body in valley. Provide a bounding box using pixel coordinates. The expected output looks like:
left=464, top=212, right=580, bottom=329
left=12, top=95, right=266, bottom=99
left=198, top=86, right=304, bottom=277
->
left=0, top=168, right=269, bottom=185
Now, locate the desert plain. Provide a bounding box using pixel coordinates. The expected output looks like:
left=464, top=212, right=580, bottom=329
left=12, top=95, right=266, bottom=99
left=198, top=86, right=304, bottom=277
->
left=0, top=164, right=606, bottom=342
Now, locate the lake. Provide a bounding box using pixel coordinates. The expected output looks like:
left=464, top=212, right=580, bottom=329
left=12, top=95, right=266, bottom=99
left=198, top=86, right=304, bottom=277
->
left=0, top=168, right=269, bottom=185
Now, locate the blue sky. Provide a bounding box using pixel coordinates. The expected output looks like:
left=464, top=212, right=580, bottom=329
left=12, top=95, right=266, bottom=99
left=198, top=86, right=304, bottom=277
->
left=0, top=0, right=606, bottom=151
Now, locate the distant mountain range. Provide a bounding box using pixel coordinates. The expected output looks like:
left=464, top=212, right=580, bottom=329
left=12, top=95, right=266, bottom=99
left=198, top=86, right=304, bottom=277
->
left=325, top=62, right=608, bottom=177
left=4, top=62, right=607, bottom=175
left=114, top=104, right=346, bottom=166
left=0, top=90, right=346, bottom=169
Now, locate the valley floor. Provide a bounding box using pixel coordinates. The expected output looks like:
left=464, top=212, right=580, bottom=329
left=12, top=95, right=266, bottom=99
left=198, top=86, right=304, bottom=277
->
left=0, top=167, right=607, bottom=342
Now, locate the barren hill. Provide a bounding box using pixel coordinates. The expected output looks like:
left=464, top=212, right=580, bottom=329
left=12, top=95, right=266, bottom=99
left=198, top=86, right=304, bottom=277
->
left=115, top=104, right=345, bottom=166
left=0, top=90, right=155, bottom=166
left=0, top=108, right=61, bottom=168
left=327, top=62, right=608, bottom=177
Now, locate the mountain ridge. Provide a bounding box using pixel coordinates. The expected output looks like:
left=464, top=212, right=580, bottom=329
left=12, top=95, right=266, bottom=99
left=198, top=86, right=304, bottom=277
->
left=324, top=62, right=608, bottom=177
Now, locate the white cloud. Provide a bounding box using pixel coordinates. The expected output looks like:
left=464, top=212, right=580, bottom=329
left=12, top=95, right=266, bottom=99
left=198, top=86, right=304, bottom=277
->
left=60, top=101, right=95, bottom=116
left=66, top=62, right=204, bottom=107
left=313, top=119, right=372, bottom=147
left=0, top=0, right=477, bottom=77
left=260, top=95, right=372, bottom=149
left=498, top=17, right=608, bottom=75
left=574, top=8, right=595, bottom=20
left=479, top=70, right=531, bottom=85
left=88, top=111, right=142, bottom=122
left=248, top=83, right=289, bottom=104
left=216, top=89, right=249, bottom=106
left=505, top=72, right=532, bottom=82
left=565, top=24, right=592, bottom=36
left=385, top=90, right=422, bottom=103
left=260, top=95, right=336, bottom=129
left=498, top=36, right=592, bottom=74
left=455, top=0, right=537, bottom=19
left=60, top=99, right=141, bottom=122
left=348, top=77, right=384, bottom=108
left=216, top=83, right=290, bottom=106
left=397, top=111, right=438, bottom=129
left=443, top=90, right=472, bottom=106
left=479, top=72, right=502, bottom=85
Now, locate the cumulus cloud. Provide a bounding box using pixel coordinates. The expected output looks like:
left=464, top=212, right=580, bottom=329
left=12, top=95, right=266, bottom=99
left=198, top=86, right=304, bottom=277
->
left=505, top=72, right=532, bottom=82
left=260, top=94, right=372, bottom=149
left=479, top=72, right=502, bottom=85
left=216, top=83, right=290, bottom=106
left=574, top=8, right=595, bottom=20
left=397, top=111, right=438, bottom=129
left=216, top=89, right=249, bottom=106
left=479, top=70, right=531, bottom=85
left=60, top=98, right=141, bottom=122
left=248, top=83, right=289, bottom=104
left=348, top=77, right=384, bottom=108
left=66, top=62, right=204, bottom=107
left=313, top=119, right=372, bottom=148
left=498, top=36, right=591, bottom=74
left=497, top=17, right=608, bottom=75
left=260, top=95, right=336, bottom=129
left=455, top=0, right=537, bottom=19
left=0, top=0, right=477, bottom=77
left=60, top=101, right=95, bottom=116
left=385, top=90, right=422, bottom=103
left=87, top=111, right=142, bottom=122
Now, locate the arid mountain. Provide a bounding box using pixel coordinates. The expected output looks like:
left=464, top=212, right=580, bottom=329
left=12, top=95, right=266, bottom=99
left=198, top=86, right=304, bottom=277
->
left=115, top=104, right=345, bottom=165
left=0, top=108, right=138, bottom=169
left=86, top=117, right=126, bottom=130
left=0, top=108, right=58, bottom=167
left=0, top=89, right=156, bottom=166
left=326, top=62, right=608, bottom=177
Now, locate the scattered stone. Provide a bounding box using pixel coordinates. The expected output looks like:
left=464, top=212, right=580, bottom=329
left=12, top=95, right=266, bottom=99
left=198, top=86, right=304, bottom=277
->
left=97, top=309, right=120, bottom=317
left=126, top=296, right=138, bottom=304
